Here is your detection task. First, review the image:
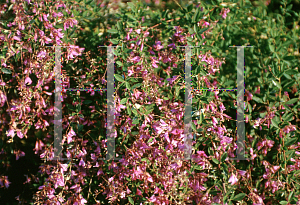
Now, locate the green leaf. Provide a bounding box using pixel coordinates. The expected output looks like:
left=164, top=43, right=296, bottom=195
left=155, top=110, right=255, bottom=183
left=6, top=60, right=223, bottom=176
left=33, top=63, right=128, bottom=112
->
left=125, top=48, right=133, bottom=53
left=132, top=108, right=138, bottom=115
left=271, top=116, right=280, bottom=128
left=82, top=10, right=89, bottom=17
left=128, top=77, right=139, bottom=83
left=115, top=74, right=124, bottom=82
left=117, top=21, right=123, bottom=30
left=194, top=24, right=198, bottom=34
left=131, top=83, right=142, bottom=90
left=77, top=124, right=83, bottom=132
left=221, top=163, right=228, bottom=172
left=192, top=98, right=199, bottom=103
left=185, top=13, right=191, bottom=21
left=120, top=98, right=127, bottom=105
left=188, top=27, right=195, bottom=34
left=107, top=29, right=118, bottom=34
left=285, top=98, right=298, bottom=105
left=186, top=37, right=193, bottom=41
left=145, top=108, right=154, bottom=115
left=272, top=80, right=282, bottom=89
left=279, top=201, right=288, bottom=205
left=283, top=80, right=295, bottom=88
left=131, top=131, right=139, bottom=136
left=83, top=100, right=92, bottom=104
left=110, top=39, right=118, bottom=44
left=148, top=137, right=153, bottom=143
left=116, top=61, right=123, bottom=67
left=192, top=8, right=199, bottom=23
left=127, top=106, right=132, bottom=116
left=232, top=193, right=246, bottom=201
left=76, top=104, right=81, bottom=112
left=198, top=27, right=209, bottom=34
left=285, top=69, right=298, bottom=75
left=285, top=137, right=298, bottom=147
left=194, top=165, right=202, bottom=170
left=269, top=44, right=275, bottom=52
left=283, top=56, right=295, bottom=61
left=208, top=147, right=214, bottom=156
left=127, top=2, right=136, bottom=12
left=8, top=3, right=13, bottom=11
left=1, top=68, right=11, bottom=74
left=191, top=122, right=196, bottom=131
left=252, top=96, right=264, bottom=104
left=282, top=113, right=294, bottom=122
left=187, top=4, right=193, bottom=12
left=125, top=82, right=131, bottom=90
left=132, top=119, right=139, bottom=124
left=286, top=149, right=295, bottom=159
left=221, top=153, right=228, bottom=163
left=212, top=158, right=219, bottom=164
left=128, top=196, right=134, bottom=205
left=288, top=191, right=294, bottom=202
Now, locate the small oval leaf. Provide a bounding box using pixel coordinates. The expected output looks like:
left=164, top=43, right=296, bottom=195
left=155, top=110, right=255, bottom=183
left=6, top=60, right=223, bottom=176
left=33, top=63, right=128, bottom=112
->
left=232, top=193, right=246, bottom=201
left=115, top=74, right=124, bottom=82
left=285, top=98, right=298, bottom=105
left=107, top=29, right=118, bottom=34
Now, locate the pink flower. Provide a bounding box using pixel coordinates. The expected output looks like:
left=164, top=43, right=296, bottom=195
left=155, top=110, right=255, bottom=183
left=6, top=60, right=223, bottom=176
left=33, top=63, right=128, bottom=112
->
left=25, top=76, right=32, bottom=85
left=238, top=170, right=247, bottom=176
left=250, top=148, right=257, bottom=160
left=13, top=36, right=21, bottom=41
left=253, top=118, right=262, bottom=129
left=203, top=21, right=210, bottom=26
left=70, top=184, right=81, bottom=193
left=133, top=89, right=143, bottom=100
left=17, top=130, right=24, bottom=139
left=14, top=150, right=25, bottom=160
left=0, top=176, right=11, bottom=188
left=148, top=194, right=157, bottom=202
left=212, top=117, right=218, bottom=125
left=271, top=166, right=280, bottom=174
left=43, top=14, right=49, bottom=21
left=168, top=43, right=176, bottom=49
left=153, top=41, right=164, bottom=51
left=37, top=50, right=47, bottom=58
left=67, top=127, right=76, bottom=144
left=35, top=140, right=44, bottom=154
left=136, top=188, right=142, bottom=196
left=64, top=18, right=78, bottom=31
left=152, top=59, right=159, bottom=68
left=53, top=174, right=65, bottom=189
left=7, top=129, right=14, bottom=137
left=164, top=132, right=170, bottom=143
left=79, top=158, right=85, bottom=167
left=60, top=163, right=68, bottom=173
left=220, top=8, right=230, bottom=19
left=135, top=29, right=141, bottom=34
left=130, top=56, right=141, bottom=64
left=228, top=173, right=238, bottom=185
left=0, top=90, right=7, bottom=107
left=67, top=45, right=85, bottom=60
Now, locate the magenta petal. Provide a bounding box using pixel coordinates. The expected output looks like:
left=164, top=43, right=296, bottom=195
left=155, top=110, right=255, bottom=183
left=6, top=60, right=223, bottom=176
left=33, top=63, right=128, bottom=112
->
left=25, top=76, right=32, bottom=85
left=17, top=131, right=24, bottom=139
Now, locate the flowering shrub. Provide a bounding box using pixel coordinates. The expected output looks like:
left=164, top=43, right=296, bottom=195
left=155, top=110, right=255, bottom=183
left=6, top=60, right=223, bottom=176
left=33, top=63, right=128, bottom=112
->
left=0, top=0, right=299, bottom=204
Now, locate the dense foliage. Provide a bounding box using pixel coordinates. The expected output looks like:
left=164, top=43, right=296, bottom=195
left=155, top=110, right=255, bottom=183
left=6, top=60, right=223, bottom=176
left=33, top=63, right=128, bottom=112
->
left=0, top=0, right=299, bottom=204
